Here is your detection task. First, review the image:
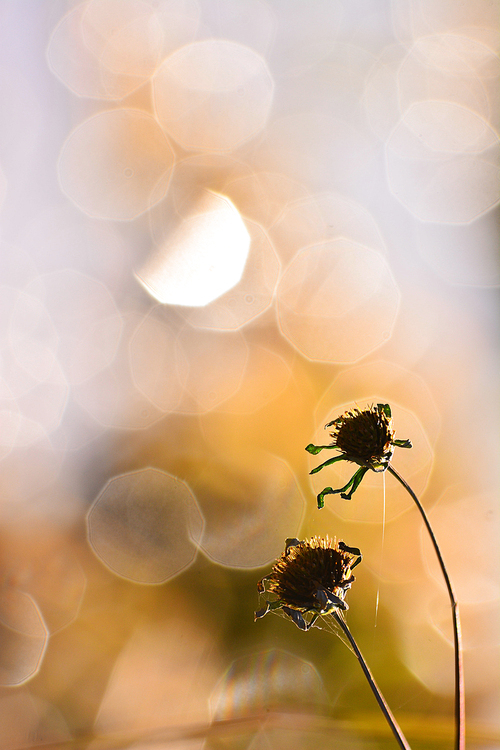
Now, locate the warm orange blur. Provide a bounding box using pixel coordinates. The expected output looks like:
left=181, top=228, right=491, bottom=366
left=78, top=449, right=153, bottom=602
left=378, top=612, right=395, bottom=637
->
left=0, top=1, right=498, bottom=748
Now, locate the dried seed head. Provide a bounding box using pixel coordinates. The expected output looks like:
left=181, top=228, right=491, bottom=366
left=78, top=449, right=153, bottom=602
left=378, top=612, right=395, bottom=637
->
left=327, top=404, right=394, bottom=470
left=264, top=536, right=357, bottom=613
left=306, top=403, right=412, bottom=506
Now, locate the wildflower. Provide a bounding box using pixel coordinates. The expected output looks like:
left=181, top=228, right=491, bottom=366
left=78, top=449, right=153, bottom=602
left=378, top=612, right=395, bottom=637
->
left=306, top=403, right=464, bottom=749
left=254, top=536, right=412, bottom=749
left=306, top=403, right=412, bottom=508
left=254, top=536, right=361, bottom=631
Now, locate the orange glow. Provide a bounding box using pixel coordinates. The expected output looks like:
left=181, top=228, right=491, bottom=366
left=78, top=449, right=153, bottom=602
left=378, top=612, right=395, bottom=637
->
left=0, top=1, right=498, bottom=747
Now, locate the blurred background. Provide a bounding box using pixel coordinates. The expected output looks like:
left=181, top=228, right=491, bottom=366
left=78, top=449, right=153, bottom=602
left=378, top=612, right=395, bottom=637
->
left=0, top=1, right=498, bottom=748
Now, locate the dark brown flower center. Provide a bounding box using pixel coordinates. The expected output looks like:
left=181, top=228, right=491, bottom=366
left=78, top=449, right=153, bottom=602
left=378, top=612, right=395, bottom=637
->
left=266, top=538, right=354, bottom=611
left=331, top=407, right=393, bottom=461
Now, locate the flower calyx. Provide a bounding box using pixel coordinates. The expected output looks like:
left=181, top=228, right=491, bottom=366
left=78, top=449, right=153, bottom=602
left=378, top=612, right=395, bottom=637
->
left=306, top=403, right=412, bottom=508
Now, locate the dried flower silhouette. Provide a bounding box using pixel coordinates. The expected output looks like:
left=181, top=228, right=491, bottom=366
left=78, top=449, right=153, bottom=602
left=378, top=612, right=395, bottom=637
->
left=254, top=536, right=361, bottom=631
left=306, top=403, right=411, bottom=508
left=255, top=536, right=411, bottom=750
left=306, top=404, right=464, bottom=750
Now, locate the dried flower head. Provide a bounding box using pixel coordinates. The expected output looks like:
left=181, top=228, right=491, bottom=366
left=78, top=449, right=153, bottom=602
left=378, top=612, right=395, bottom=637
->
left=328, top=404, right=394, bottom=468
left=254, top=537, right=413, bottom=749
left=254, top=536, right=362, bottom=631
left=306, top=403, right=412, bottom=507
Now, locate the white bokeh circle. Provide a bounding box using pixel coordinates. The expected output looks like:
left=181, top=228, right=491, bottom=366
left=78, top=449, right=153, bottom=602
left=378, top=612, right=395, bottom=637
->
left=153, top=40, right=274, bottom=152
left=58, top=109, right=174, bottom=221
left=87, top=468, right=203, bottom=584
left=277, top=240, right=400, bottom=363
left=386, top=101, right=500, bottom=223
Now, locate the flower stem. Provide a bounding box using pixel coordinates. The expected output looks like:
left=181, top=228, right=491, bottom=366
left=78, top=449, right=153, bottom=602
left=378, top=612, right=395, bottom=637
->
left=333, top=611, right=412, bottom=750
left=387, top=465, right=465, bottom=750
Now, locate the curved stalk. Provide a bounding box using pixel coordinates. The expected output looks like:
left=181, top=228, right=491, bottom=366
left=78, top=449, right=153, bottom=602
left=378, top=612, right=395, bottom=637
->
left=387, top=465, right=464, bottom=750
left=333, top=611, right=412, bottom=750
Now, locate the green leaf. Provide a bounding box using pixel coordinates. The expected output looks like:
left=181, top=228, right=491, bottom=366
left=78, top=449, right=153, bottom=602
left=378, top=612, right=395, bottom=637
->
left=305, top=443, right=337, bottom=455
left=309, top=454, right=346, bottom=475
left=317, top=487, right=335, bottom=509
left=377, top=403, right=392, bottom=418
left=340, top=467, right=368, bottom=500
left=393, top=438, right=412, bottom=449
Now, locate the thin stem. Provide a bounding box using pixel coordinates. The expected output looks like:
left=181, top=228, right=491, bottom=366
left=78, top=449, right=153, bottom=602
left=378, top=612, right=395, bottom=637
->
left=387, top=465, right=465, bottom=750
left=333, top=611, right=412, bottom=750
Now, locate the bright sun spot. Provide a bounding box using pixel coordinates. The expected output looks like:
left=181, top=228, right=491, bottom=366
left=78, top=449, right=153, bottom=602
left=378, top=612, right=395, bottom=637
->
left=136, top=191, right=251, bottom=307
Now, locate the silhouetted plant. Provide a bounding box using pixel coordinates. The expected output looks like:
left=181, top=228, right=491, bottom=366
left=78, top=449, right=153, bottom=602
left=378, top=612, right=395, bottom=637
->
left=306, top=403, right=411, bottom=507
left=307, top=404, right=464, bottom=750
left=255, top=536, right=412, bottom=750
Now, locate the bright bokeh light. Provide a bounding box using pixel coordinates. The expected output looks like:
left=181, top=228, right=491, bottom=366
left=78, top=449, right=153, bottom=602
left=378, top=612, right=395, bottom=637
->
left=386, top=102, right=499, bottom=223
left=87, top=468, right=204, bottom=584
left=47, top=0, right=201, bottom=100
left=81, top=0, right=164, bottom=78
left=153, top=40, right=274, bottom=152
left=146, top=158, right=281, bottom=329
left=277, top=240, right=400, bottom=363
left=136, top=191, right=251, bottom=307
left=58, top=109, right=174, bottom=221
left=270, top=191, right=388, bottom=265
left=179, top=217, right=280, bottom=330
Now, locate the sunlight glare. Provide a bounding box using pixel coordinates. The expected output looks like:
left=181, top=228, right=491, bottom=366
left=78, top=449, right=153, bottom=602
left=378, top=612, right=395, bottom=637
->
left=136, top=191, right=251, bottom=306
